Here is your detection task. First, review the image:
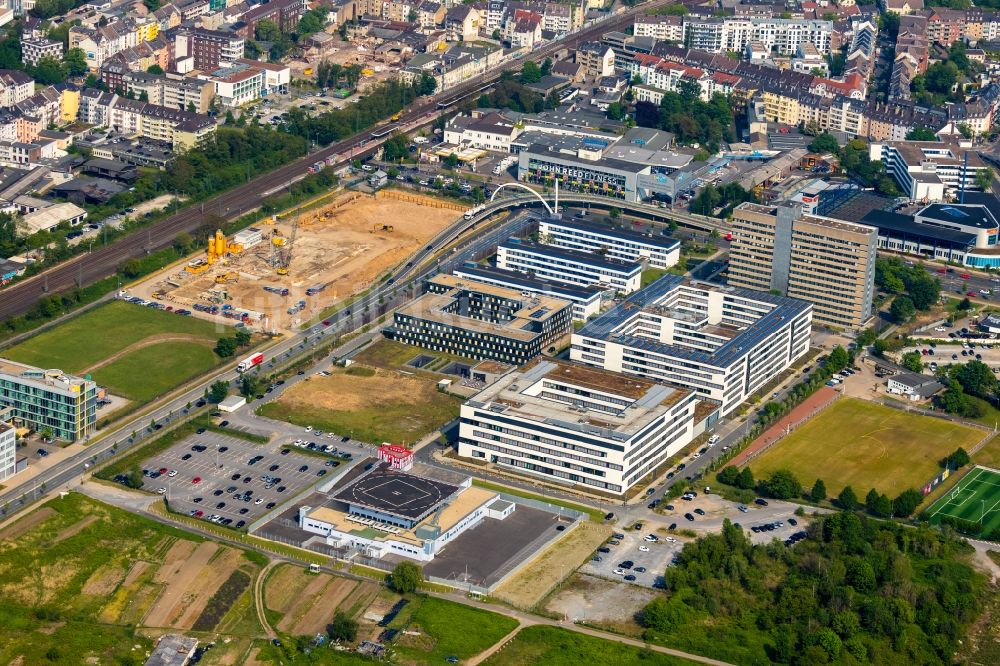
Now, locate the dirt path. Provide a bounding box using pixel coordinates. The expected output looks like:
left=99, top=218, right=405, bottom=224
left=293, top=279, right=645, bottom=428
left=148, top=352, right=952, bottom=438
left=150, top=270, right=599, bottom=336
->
left=80, top=333, right=216, bottom=374
left=466, top=622, right=524, bottom=666
left=52, top=515, right=98, bottom=543
left=254, top=560, right=278, bottom=639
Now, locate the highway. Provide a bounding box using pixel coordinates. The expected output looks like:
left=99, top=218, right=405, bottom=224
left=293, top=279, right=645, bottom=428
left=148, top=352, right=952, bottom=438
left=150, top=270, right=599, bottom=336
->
left=0, top=3, right=665, bottom=322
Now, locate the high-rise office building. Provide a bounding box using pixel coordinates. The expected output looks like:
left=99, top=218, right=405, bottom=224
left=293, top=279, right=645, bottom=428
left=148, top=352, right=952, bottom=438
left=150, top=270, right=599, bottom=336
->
left=729, top=203, right=877, bottom=330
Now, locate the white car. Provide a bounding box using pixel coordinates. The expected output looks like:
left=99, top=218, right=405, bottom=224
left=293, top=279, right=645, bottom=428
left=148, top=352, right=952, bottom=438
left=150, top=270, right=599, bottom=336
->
left=157, top=487, right=167, bottom=494
left=254, top=498, right=264, bottom=505
left=643, top=535, right=658, bottom=542
left=934, top=327, right=947, bottom=332
left=167, top=470, right=177, bottom=478
left=708, top=434, right=720, bottom=445
left=665, top=537, right=677, bottom=543
left=982, top=289, right=991, bottom=295
left=639, top=545, right=650, bottom=552
left=613, top=568, right=626, bottom=575
left=305, top=425, right=313, bottom=432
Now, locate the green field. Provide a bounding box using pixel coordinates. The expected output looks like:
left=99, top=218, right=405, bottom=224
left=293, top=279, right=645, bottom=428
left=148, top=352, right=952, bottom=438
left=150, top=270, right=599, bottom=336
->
left=392, top=596, right=519, bottom=663
left=927, top=466, right=1000, bottom=535
left=750, top=398, right=983, bottom=496
left=3, top=301, right=229, bottom=401
left=483, top=625, right=694, bottom=666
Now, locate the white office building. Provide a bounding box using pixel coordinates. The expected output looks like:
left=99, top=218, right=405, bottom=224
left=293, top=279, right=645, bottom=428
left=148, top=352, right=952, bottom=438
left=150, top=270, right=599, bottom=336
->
left=538, top=218, right=681, bottom=269
left=571, top=275, right=813, bottom=416
left=497, top=240, right=643, bottom=294
left=0, top=420, right=16, bottom=481
left=459, top=358, right=700, bottom=494
left=452, top=264, right=604, bottom=322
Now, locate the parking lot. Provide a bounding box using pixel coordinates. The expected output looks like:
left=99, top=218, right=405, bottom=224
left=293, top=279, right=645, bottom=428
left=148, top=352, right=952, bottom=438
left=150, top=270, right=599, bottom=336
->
left=579, top=527, right=683, bottom=589
left=139, top=432, right=341, bottom=529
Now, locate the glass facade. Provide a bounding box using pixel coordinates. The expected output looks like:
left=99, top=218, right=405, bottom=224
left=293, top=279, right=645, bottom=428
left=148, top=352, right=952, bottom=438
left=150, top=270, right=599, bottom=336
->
left=0, top=374, right=97, bottom=442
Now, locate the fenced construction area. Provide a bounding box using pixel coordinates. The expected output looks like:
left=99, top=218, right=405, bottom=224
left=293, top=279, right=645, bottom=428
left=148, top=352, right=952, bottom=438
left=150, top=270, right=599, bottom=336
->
left=926, top=466, right=1000, bottom=536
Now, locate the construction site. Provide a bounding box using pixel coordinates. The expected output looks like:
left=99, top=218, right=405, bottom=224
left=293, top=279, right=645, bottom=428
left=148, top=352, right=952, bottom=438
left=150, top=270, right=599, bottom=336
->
left=130, top=190, right=465, bottom=333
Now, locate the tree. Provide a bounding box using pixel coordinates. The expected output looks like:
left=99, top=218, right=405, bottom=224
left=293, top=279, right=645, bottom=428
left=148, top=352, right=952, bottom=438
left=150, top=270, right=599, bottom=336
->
left=520, top=60, right=542, bottom=84
left=737, top=467, right=755, bottom=490
left=443, top=153, right=459, bottom=169
left=382, top=133, right=410, bottom=162
left=606, top=101, right=625, bottom=121
left=941, top=447, right=971, bottom=469
left=865, top=488, right=893, bottom=518
left=388, top=561, right=421, bottom=593
left=872, top=338, right=889, bottom=357
left=892, top=488, right=923, bottom=518
left=215, top=337, right=237, bottom=358
left=64, top=48, right=88, bottom=76
left=541, top=58, right=552, bottom=77
left=808, top=132, right=839, bottom=154
left=32, top=56, right=66, bottom=85
left=889, top=295, right=916, bottom=323
left=492, top=28, right=501, bottom=40
left=954, top=360, right=998, bottom=399
left=240, top=375, right=260, bottom=399
left=901, top=351, right=925, bottom=373
left=234, top=328, right=252, bottom=347
left=976, top=168, right=994, bottom=192
left=810, top=478, right=827, bottom=503
left=760, top=469, right=802, bottom=500
left=837, top=485, right=859, bottom=510
left=827, top=346, right=850, bottom=372
left=255, top=19, right=281, bottom=43
left=327, top=610, right=358, bottom=642
left=905, top=127, right=938, bottom=141
left=208, top=381, right=229, bottom=403
left=717, top=466, right=739, bottom=485
left=146, top=63, right=164, bottom=75
left=123, top=466, right=144, bottom=489
left=298, top=9, right=326, bottom=37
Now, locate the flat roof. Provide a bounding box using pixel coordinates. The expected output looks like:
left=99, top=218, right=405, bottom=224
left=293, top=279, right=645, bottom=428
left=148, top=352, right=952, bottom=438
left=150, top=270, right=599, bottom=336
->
left=467, top=358, right=693, bottom=442
left=861, top=209, right=977, bottom=246
left=332, top=466, right=459, bottom=522
left=541, top=217, right=681, bottom=251
left=918, top=203, right=999, bottom=230
left=500, top=240, right=643, bottom=274
left=576, top=274, right=811, bottom=369
left=453, top=264, right=603, bottom=301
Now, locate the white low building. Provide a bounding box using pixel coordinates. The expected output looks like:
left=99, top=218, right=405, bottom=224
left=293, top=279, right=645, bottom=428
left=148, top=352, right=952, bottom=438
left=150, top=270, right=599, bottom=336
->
left=497, top=240, right=643, bottom=294
left=537, top=218, right=681, bottom=270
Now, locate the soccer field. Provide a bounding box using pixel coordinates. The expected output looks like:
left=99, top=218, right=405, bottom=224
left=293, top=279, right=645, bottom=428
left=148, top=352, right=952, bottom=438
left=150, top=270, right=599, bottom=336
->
left=926, top=466, right=1000, bottom=535
left=750, top=398, right=983, bottom=496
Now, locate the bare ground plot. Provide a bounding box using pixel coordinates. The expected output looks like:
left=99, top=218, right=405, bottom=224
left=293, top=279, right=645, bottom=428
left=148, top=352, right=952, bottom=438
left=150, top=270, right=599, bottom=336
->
left=492, top=521, right=612, bottom=609
left=259, top=367, right=461, bottom=444
left=545, top=573, right=657, bottom=631
left=143, top=541, right=220, bottom=628
left=0, top=508, right=55, bottom=541
left=266, top=564, right=380, bottom=636
left=148, top=193, right=459, bottom=332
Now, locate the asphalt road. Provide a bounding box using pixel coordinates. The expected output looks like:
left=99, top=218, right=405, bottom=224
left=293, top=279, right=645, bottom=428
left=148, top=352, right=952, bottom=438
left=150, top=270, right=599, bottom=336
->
left=0, top=5, right=659, bottom=323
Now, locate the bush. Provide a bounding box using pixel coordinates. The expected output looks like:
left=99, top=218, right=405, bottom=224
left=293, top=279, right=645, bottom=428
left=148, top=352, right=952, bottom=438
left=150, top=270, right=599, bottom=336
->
left=388, top=561, right=422, bottom=594
left=759, top=469, right=802, bottom=500
left=327, top=610, right=359, bottom=642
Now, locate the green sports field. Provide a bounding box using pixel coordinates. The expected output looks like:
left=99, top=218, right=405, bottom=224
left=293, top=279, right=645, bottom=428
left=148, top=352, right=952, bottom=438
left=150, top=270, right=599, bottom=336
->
left=750, top=398, right=983, bottom=497
left=926, top=466, right=1000, bottom=535
left=3, top=301, right=228, bottom=402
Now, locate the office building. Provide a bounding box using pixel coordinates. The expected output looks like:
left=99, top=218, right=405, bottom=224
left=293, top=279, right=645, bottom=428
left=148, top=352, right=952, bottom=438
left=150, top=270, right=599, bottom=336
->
left=452, top=264, right=604, bottom=322
left=0, top=359, right=98, bottom=441
left=571, top=275, right=812, bottom=416
left=730, top=203, right=877, bottom=330
left=497, top=240, right=643, bottom=294
left=459, top=358, right=701, bottom=495
left=0, top=419, right=15, bottom=481
left=537, top=217, right=680, bottom=269
left=870, top=140, right=987, bottom=202
left=387, top=274, right=572, bottom=366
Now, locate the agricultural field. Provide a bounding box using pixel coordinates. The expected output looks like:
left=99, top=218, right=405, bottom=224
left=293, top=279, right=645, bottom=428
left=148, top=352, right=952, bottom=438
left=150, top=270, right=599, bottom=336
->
left=258, top=363, right=462, bottom=444
left=750, top=398, right=984, bottom=496
left=482, top=625, right=695, bottom=666
left=264, top=563, right=379, bottom=637
left=0, top=493, right=264, bottom=664
left=3, top=301, right=230, bottom=402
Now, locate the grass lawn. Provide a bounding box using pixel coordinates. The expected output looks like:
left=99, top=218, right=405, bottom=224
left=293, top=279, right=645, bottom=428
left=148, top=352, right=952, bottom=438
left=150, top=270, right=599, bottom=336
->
left=258, top=366, right=461, bottom=444
left=483, top=625, right=694, bottom=665
left=92, top=340, right=218, bottom=402
left=641, top=268, right=670, bottom=288
left=392, top=595, right=518, bottom=663
left=4, top=300, right=225, bottom=372
left=750, top=397, right=984, bottom=496
left=3, top=301, right=231, bottom=402
left=975, top=434, right=1000, bottom=469
left=351, top=338, right=476, bottom=375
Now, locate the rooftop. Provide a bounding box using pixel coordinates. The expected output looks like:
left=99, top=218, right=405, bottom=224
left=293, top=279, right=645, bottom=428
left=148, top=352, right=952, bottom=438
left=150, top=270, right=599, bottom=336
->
left=500, top=239, right=643, bottom=275
left=453, top=264, right=604, bottom=301
left=466, top=358, right=693, bottom=442
left=542, top=217, right=681, bottom=251
left=917, top=203, right=999, bottom=230
left=331, top=466, right=460, bottom=522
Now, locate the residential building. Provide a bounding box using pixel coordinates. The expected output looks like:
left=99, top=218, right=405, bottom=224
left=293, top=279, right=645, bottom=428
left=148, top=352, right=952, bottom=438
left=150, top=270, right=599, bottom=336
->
left=386, top=273, right=572, bottom=365
left=69, top=20, right=140, bottom=70
left=570, top=275, right=813, bottom=416
left=633, top=14, right=684, bottom=42
left=77, top=90, right=217, bottom=149
left=682, top=17, right=833, bottom=55
left=496, top=239, right=643, bottom=294
left=443, top=111, right=522, bottom=152
left=21, top=37, right=63, bottom=67
left=458, top=358, right=701, bottom=494
left=445, top=5, right=480, bottom=41
left=537, top=217, right=680, bottom=269
left=123, top=72, right=215, bottom=113
left=452, top=264, right=604, bottom=322
left=0, top=359, right=98, bottom=441
left=209, top=64, right=265, bottom=107
left=575, top=42, right=615, bottom=77
left=729, top=203, right=877, bottom=330
left=870, top=140, right=987, bottom=201
left=238, top=0, right=307, bottom=38
left=0, top=70, right=33, bottom=109
left=173, top=27, right=245, bottom=72
left=0, top=420, right=15, bottom=481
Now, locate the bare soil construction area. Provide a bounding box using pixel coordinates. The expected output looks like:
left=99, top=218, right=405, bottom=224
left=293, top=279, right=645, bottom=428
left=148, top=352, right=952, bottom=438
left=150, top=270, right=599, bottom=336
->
left=134, top=191, right=460, bottom=333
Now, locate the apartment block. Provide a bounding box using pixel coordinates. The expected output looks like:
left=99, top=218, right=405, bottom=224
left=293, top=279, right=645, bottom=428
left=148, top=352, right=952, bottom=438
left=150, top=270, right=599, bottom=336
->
left=173, top=28, right=244, bottom=72
left=387, top=274, right=572, bottom=366
left=682, top=17, right=833, bottom=55
left=571, top=275, right=812, bottom=416
left=0, top=70, right=34, bottom=109
left=123, top=72, right=214, bottom=113
left=537, top=217, right=680, bottom=269
left=0, top=359, right=98, bottom=442
left=21, top=38, right=63, bottom=67
left=497, top=240, right=643, bottom=294
left=730, top=203, right=877, bottom=330
left=870, top=140, right=987, bottom=202
left=458, top=358, right=700, bottom=494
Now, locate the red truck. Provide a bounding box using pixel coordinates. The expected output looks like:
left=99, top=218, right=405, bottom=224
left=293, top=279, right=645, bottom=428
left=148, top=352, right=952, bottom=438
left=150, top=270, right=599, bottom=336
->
left=237, top=352, right=264, bottom=373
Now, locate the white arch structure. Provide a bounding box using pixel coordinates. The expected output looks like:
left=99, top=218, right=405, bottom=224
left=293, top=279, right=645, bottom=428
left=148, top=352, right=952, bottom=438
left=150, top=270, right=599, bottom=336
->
left=489, top=180, right=558, bottom=216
